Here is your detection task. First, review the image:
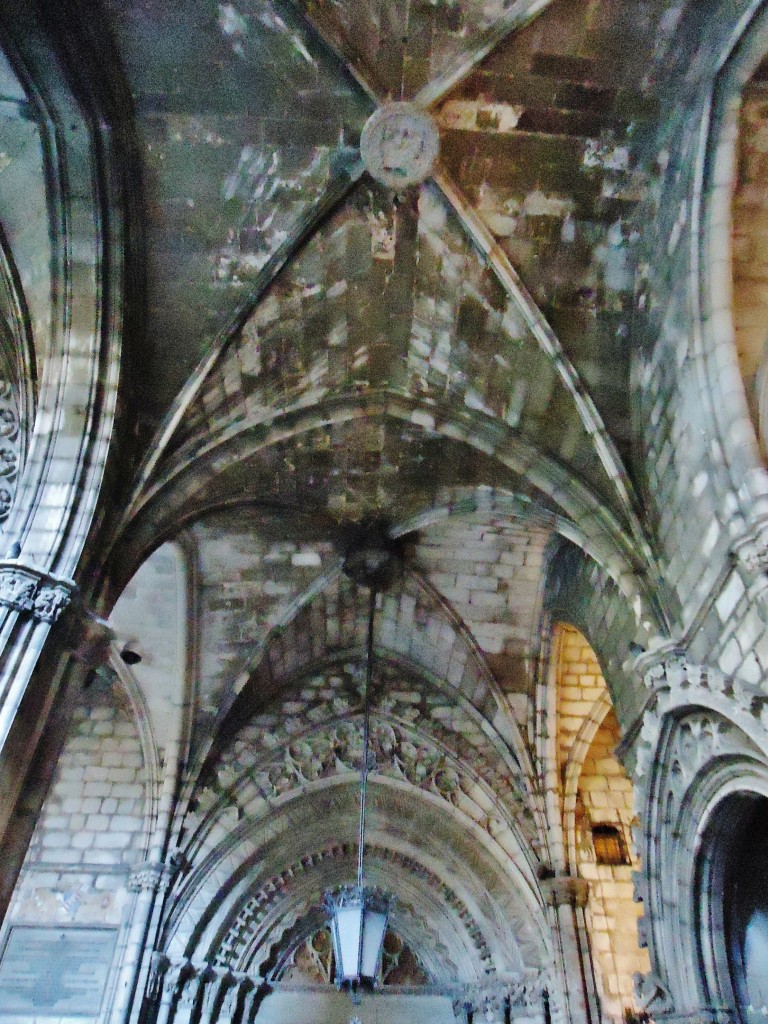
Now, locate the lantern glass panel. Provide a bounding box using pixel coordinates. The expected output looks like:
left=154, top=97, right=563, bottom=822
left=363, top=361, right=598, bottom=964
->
left=360, top=908, right=388, bottom=980
left=335, top=903, right=363, bottom=980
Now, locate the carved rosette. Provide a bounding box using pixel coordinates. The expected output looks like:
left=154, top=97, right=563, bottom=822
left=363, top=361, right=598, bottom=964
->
left=0, top=563, right=75, bottom=623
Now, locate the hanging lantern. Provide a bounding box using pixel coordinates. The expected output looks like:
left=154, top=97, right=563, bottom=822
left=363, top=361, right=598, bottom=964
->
left=324, top=885, right=392, bottom=987
left=323, top=527, right=400, bottom=994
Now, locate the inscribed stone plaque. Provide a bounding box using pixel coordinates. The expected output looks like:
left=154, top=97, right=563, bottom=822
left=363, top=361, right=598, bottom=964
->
left=0, top=926, right=117, bottom=1016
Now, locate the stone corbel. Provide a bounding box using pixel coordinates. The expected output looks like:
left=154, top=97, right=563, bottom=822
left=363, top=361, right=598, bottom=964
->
left=0, top=561, right=76, bottom=623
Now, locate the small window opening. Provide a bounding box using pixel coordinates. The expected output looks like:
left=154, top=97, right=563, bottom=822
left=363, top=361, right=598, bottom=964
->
left=591, top=823, right=630, bottom=866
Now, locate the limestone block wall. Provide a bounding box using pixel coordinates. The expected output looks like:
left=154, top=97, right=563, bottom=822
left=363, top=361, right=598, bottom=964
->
left=0, top=683, right=148, bottom=1022
left=631, top=0, right=767, bottom=631
left=546, top=542, right=651, bottom=730
left=732, top=73, right=768, bottom=444
left=576, top=711, right=647, bottom=1021
left=415, top=511, right=549, bottom=720
left=556, top=625, right=649, bottom=1022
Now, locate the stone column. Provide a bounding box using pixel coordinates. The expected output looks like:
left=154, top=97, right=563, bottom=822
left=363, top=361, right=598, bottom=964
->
left=153, top=960, right=187, bottom=1024
left=541, top=877, right=600, bottom=1024
left=218, top=976, right=245, bottom=1024
left=197, top=966, right=226, bottom=1024
left=174, top=967, right=205, bottom=1024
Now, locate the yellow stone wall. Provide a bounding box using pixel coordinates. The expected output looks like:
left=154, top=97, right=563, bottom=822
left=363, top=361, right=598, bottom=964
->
left=556, top=625, right=650, bottom=1021
left=732, top=82, right=768, bottom=444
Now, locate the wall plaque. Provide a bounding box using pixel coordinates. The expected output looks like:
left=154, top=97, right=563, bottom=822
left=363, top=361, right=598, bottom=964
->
left=0, top=926, right=117, bottom=1016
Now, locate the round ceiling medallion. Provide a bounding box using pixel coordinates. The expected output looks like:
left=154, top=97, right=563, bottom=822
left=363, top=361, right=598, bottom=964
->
left=360, top=103, right=440, bottom=189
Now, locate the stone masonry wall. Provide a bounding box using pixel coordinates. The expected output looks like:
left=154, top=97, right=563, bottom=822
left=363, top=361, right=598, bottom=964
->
left=732, top=74, right=768, bottom=445
left=0, top=683, right=147, bottom=1022
left=632, top=0, right=764, bottom=631
left=557, top=625, right=649, bottom=1022
left=546, top=541, right=652, bottom=730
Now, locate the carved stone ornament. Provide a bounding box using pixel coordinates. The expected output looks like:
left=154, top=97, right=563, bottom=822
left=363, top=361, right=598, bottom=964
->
left=360, top=103, right=440, bottom=189
left=732, top=520, right=768, bottom=576
left=0, top=562, right=75, bottom=622
left=128, top=859, right=178, bottom=894
left=462, top=973, right=548, bottom=1014
left=0, top=380, right=19, bottom=524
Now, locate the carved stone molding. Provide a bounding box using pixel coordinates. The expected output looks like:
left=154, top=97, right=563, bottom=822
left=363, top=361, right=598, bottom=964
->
left=618, top=651, right=768, bottom=786
left=540, top=876, right=589, bottom=909
left=214, top=841, right=493, bottom=975
left=461, top=973, right=548, bottom=1014
left=0, top=561, right=76, bottom=623
left=0, top=380, right=20, bottom=525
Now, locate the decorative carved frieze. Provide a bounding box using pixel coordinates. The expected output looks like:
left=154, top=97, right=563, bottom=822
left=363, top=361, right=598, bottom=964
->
left=462, top=973, right=549, bottom=1016
left=620, top=650, right=768, bottom=791
left=0, top=562, right=76, bottom=622
left=214, top=842, right=491, bottom=976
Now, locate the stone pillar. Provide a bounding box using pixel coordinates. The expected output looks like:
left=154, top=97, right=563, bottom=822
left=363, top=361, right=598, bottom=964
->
left=154, top=960, right=187, bottom=1024
left=174, top=967, right=205, bottom=1024
left=218, top=976, right=245, bottom=1024
left=0, top=568, right=108, bottom=921
left=541, top=877, right=600, bottom=1024
left=198, top=966, right=226, bottom=1024
left=242, top=982, right=268, bottom=1023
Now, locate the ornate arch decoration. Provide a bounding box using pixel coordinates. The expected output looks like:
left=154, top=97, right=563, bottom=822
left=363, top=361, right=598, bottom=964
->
left=211, top=843, right=479, bottom=983
left=625, top=652, right=768, bottom=1018
left=0, top=228, right=35, bottom=529
left=0, top=3, right=137, bottom=577
left=160, top=779, right=552, bottom=981
left=181, top=694, right=542, bottom=883
left=182, top=565, right=538, bottom=817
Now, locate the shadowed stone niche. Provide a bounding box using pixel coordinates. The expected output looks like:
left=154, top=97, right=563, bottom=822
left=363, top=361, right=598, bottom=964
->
left=699, top=792, right=768, bottom=1023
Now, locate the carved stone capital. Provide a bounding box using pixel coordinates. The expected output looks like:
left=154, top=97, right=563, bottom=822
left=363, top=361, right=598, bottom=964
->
left=633, top=643, right=689, bottom=692
left=540, top=875, right=589, bottom=909
left=128, top=859, right=178, bottom=894
left=0, top=561, right=76, bottom=623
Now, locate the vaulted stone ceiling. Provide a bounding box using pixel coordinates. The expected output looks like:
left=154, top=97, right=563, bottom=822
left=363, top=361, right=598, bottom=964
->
left=0, top=0, right=691, bottom=991
left=92, top=0, right=689, bottom=610
left=96, top=0, right=684, bottom=910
